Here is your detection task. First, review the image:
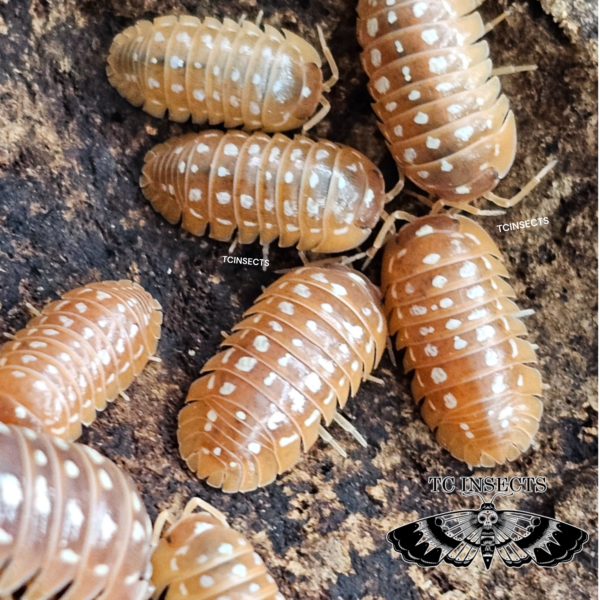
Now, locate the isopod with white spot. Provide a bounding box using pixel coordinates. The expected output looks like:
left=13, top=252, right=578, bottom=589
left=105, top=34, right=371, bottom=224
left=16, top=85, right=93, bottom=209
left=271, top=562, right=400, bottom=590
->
left=0, top=424, right=153, bottom=599
left=107, top=13, right=339, bottom=133
left=141, top=130, right=400, bottom=255
left=0, top=281, right=162, bottom=440
left=178, top=265, right=387, bottom=492
left=356, top=0, right=555, bottom=213
left=381, top=214, right=543, bottom=468
left=150, top=498, right=285, bottom=599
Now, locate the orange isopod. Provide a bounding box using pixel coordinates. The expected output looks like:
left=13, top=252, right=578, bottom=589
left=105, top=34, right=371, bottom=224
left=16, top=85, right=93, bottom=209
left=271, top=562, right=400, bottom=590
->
left=107, top=14, right=338, bottom=133
left=356, top=0, right=554, bottom=212
left=151, top=498, right=284, bottom=599
left=381, top=213, right=543, bottom=467
left=141, top=130, right=398, bottom=255
left=178, top=265, right=387, bottom=492
left=0, top=281, right=162, bottom=440
left=0, top=423, right=153, bottom=600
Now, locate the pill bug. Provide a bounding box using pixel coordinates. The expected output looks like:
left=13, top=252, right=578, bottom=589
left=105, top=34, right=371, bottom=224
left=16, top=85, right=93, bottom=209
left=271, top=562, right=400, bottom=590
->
left=0, top=423, right=153, bottom=600
left=381, top=213, right=542, bottom=467
left=356, top=0, right=554, bottom=212
left=141, top=130, right=398, bottom=255
left=0, top=280, right=162, bottom=441
left=107, top=14, right=338, bottom=133
left=151, top=498, right=284, bottom=599
left=178, top=265, right=387, bottom=492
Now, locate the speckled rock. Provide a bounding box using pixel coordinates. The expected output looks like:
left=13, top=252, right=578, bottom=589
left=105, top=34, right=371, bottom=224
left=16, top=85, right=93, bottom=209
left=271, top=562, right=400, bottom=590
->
left=0, top=1, right=596, bottom=599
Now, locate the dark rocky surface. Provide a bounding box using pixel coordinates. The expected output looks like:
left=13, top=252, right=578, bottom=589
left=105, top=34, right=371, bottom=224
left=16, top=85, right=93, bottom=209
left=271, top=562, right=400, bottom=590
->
left=0, top=0, right=597, bottom=598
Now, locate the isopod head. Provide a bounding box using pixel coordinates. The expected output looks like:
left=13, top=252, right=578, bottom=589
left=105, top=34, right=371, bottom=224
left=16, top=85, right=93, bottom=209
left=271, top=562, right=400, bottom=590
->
left=311, top=148, right=387, bottom=253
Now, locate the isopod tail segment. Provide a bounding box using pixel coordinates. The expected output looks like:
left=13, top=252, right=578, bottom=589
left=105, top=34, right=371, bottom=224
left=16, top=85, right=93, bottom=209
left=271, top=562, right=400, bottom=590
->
left=177, top=265, right=388, bottom=493
left=150, top=497, right=285, bottom=600
left=301, top=25, right=340, bottom=132
left=381, top=213, right=544, bottom=467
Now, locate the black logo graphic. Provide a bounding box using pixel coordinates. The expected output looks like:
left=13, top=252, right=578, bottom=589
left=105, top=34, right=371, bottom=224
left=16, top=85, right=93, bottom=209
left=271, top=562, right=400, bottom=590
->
left=387, top=492, right=589, bottom=570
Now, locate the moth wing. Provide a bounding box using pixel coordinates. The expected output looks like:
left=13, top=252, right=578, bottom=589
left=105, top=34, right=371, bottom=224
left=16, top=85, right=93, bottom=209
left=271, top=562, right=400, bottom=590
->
left=495, top=510, right=589, bottom=568
left=387, top=510, right=481, bottom=568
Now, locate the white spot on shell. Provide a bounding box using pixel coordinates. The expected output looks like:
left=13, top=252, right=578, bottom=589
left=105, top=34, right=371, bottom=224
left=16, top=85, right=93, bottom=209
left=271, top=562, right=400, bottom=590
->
left=444, top=393, right=457, bottom=408
left=431, top=367, right=447, bottom=383
left=413, top=2, right=427, bottom=17
left=421, top=29, right=440, bottom=45
left=414, top=112, right=429, bottom=124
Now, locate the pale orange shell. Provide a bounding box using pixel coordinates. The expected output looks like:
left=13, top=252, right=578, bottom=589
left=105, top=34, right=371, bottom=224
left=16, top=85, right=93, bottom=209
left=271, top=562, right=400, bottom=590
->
left=151, top=507, right=283, bottom=599
left=141, top=131, right=386, bottom=253
left=178, top=265, right=387, bottom=492
left=0, top=280, right=162, bottom=440
left=357, top=0, right=517, bottom=202
left=107, top=15, right=325, bottom=133
left=0, top=423, right=153, bottom=600
left=382, top=214, right=543, bottom=467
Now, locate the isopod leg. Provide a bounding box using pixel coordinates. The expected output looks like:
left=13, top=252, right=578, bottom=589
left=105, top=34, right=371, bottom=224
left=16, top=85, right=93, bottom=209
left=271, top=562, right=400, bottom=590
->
left=385, top=170, right=405, bottom=203
left=430, top=199, right=505, bottom=216
left=362, top=210, right=416, bottom=270
left=25, top=302, right=42, bottom=317
left=333, top=412, right=368, bottom=448
left=302, top=96, right=331, bottom=132
left=403, top=189, right=435, bottom=208
left=491, top=65, right=538, bottom=76
left=386, top=336, right=397, bottom=367
left=229, top=234, right=239, bottom=254
left=255, top=10, right=264, bottom=27
left=151, top=510, right=176, bottom=547
left=262, top=243, right=270, bottom=271
left=318, top=425, right=348, bottom=458
left=182, top=497, right=229, bottom=526
left=317, top=25, right=339, bottom=91
left=483, top=11, right=509, bottom=34
left=483, top=160, right=557, bottom=208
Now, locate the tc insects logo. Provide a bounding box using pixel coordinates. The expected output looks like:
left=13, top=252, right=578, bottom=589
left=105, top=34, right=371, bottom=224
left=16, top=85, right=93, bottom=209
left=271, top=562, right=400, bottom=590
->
left=387, top=492, right=589, bottom=570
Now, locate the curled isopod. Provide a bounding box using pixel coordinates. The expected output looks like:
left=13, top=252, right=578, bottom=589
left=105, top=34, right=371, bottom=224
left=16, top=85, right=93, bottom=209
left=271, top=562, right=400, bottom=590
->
left=0, top=423, right=153, bottom=600
left=0, top=280, right=162, bottom=440
left=107, top=14, right=338, bottom=132
left=151, top=498, right=284, bottom=599
left=178, top=265, right=387, bottom=492
left=141, top=130, right=400, bottom=255
left=356, top=0, right=555, bottom=212
left=381, top=214, right=543, bottom=467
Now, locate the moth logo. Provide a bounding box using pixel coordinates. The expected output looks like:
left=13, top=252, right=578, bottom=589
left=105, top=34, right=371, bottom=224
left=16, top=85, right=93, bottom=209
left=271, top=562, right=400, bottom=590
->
left=387, top=492, right=589, bottom=570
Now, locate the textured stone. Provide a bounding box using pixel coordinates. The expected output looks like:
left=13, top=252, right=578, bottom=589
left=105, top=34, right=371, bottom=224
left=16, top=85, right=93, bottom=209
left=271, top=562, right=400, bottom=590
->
left=0, top=1, right=596, bottom=598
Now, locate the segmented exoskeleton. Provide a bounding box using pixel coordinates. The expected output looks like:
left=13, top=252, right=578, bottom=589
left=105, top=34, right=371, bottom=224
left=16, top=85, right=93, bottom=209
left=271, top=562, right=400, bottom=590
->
left=108, top=14, right=338, bottom=132
left=151, top=498, right=284, bottom=599
left=178, top=265, right=387, bottom=492
left=0, top=281, right=162, bottom=440
left=381, top=214, right=543, bottom=467
left=0, top=423, right=153, bottom=600
left=141, top=130, right=398, bottom=254
left=356, top=0, right=554, bottom=213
